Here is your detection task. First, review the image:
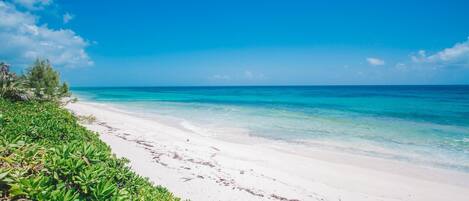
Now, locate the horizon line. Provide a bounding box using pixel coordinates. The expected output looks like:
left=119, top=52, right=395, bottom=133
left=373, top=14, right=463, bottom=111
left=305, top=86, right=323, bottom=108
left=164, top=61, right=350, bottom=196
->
left=70, top=84, right=469, bottom=88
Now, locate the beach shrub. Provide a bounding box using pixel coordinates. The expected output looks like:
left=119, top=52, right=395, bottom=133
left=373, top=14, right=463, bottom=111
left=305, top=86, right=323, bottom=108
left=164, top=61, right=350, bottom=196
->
left=0, top=99, right=180, bottom=200
left=77, top=114, right=97, bottom=124
left=24, top=59, right=71, bottom=101
left=0, top=62, right=30, bottom=101
left=0, top=60, right=70, bottom=102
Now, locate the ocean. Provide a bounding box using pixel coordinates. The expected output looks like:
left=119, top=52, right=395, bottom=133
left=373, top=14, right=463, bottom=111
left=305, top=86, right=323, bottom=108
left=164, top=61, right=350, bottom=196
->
left=72, top=86, right=469, bottom=172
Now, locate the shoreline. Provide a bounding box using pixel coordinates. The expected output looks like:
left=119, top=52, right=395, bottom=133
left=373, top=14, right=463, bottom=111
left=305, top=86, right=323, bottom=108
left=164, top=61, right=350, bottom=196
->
left=66, top=101, right=469, bottom=201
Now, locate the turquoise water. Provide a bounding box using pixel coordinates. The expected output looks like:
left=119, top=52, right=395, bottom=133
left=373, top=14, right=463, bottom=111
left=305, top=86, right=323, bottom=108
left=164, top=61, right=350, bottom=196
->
left=72, top=86, right=469, bottom=172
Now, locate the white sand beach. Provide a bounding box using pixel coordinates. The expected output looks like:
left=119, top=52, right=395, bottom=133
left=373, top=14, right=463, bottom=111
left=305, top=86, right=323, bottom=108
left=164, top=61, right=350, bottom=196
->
left=66, top=101, right=469, bottom=201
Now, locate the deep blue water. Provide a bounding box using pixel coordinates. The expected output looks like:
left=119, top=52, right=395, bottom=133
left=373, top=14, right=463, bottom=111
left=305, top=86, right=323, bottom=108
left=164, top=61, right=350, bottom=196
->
left=72, top=86, right=469, bottom=172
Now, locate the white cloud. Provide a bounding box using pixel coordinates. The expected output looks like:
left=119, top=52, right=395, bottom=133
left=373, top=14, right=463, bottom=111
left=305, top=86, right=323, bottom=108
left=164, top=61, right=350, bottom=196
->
left=12, top=0, right=52, bottom=10
left=0, top=2, right=92, bottom=68
left=411, top=37, right=469, bottom=68
left=394, top=62, right=408, bottom=71
left=63, top=12, right=74, bottom=24
left=212, top=74, right=231, bottom=80
left=244, top=70, right=265, bottom=80
left=244, top=70, right=253, bottom=79
left=411, top=50, right=427, bottom=63
left=366, top=57, right=385, bottom=66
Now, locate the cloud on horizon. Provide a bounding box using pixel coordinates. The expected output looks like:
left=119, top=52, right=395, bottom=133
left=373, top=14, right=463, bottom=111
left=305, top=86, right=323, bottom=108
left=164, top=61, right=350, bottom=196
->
left=209, top=70, right=266, bottom=83
left=244, top=70, right=266, bottom=80
left=411, top=37, right=469, bottom=68
left=212, top=74, right=231, bottom=80
left=0, top=1, right=92, bottom=68
left=366, top=57, right=385, bottom=66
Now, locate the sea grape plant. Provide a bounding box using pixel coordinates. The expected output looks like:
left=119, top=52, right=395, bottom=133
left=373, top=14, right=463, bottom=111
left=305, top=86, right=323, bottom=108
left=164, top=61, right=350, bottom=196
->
left=0, top=99, right=180, bottom=200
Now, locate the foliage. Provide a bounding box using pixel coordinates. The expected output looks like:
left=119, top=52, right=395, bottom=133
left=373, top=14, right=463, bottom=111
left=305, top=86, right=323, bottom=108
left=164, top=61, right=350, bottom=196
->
left=0, top=62, right=30, bottom=101
left=1, top=59, right=70, bottom=102
left=24, top=59, right=70, bottom=101
left=77, top=114, right=97, bottom=124
left=0, top=99, right=180, bottom=200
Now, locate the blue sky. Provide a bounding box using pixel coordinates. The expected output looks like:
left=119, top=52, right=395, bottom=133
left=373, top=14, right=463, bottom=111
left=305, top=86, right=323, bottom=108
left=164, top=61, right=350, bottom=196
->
left=2, top=0, right=469, bottom=86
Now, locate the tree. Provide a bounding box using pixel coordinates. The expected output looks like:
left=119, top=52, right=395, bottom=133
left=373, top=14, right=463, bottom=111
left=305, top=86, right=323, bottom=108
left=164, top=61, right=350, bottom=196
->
left=24, top=59, right=70, bottom=101
left=59, top=82, right=71, bottom=97
left=0, top=62, right=30, bottom=101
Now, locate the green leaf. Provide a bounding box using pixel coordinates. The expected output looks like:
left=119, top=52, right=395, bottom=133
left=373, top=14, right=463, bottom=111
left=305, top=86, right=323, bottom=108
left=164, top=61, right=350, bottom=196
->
left=0, top=171, right=9, bottom=180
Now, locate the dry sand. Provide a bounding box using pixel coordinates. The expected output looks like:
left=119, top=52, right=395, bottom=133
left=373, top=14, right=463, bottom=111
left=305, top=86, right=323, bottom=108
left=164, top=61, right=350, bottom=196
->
left=66, top=101, right=469, bottom=201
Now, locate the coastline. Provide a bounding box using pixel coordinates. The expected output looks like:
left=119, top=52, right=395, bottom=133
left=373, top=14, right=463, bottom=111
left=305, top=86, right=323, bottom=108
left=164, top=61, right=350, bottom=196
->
left=66, top=101, right=469, bottom=201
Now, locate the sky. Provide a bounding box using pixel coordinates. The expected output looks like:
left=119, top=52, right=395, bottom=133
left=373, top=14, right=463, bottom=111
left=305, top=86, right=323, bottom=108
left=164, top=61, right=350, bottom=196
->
left=1, top=0, right=469, bottom=86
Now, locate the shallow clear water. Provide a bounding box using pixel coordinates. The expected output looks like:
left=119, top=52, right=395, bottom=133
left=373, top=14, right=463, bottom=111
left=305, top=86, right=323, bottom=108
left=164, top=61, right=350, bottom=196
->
left=72, top=86, right=469, bottom=172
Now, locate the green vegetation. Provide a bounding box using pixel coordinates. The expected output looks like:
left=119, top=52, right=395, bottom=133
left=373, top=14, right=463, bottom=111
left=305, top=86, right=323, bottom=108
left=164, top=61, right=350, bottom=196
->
left=24, top=60, right=71, bottom=101
left=0, top=62, right=29, bottom=101
left=0, top=60, right=180, bottom=200
left=0, top=60, right=70, bottom=102
left=77, top=114, right=98, bottom=124
left=0, top=99, right=179, bottom=200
